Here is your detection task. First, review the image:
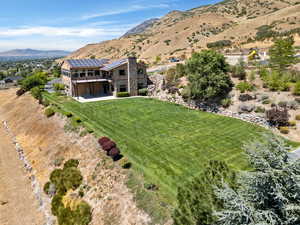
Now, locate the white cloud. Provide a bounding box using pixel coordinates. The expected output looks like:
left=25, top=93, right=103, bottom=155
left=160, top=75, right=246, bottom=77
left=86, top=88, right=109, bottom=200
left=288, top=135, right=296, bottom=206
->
left=81, top=3, right=170, bottom=20
left=0, top=25, right=127, bottom=37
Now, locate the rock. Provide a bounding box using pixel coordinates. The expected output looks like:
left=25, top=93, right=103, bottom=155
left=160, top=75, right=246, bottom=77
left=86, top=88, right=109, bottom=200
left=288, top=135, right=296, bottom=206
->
left=238, top=104, right=255, bottom=113
left=239, top=94, right=254, bottom=102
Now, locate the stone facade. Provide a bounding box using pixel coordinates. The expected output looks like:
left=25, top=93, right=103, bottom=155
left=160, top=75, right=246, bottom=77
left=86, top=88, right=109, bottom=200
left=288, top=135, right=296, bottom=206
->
left=61, top=57, right=147, bottom=98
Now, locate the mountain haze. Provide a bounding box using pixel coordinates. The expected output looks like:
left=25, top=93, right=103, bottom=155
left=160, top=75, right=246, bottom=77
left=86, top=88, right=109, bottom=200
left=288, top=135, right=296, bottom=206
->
left=0, top=49, right=71, bottom=57
left=66, top=0, right=300, bottom=63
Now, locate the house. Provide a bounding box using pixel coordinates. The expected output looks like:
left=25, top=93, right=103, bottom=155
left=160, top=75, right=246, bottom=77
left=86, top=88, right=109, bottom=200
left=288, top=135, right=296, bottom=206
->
left=61, top=57, right=148, bottom=98
left=3, top=76, right=23, bottom=84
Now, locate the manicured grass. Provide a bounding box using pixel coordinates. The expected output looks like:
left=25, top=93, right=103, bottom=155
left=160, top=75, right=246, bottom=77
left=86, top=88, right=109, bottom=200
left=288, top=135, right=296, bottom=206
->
left=44, top=93, right=267, bottom=203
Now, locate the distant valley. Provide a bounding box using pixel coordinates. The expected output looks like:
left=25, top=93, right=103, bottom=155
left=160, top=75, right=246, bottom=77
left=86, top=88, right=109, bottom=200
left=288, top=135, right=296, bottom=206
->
left=0, top=49, right=71, bottom=61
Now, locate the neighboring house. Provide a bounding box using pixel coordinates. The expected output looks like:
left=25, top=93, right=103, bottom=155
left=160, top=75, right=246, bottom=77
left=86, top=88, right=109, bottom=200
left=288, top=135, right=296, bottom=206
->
left=3, top=76, right=23, bottom=84
left=61, top=57, right=147, bottom=98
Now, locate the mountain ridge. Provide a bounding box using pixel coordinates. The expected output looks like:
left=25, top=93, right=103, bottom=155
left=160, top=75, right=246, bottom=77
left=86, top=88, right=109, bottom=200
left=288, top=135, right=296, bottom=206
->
left=66, top=0, right=300, bottom=63
left=0, top=48, right=71, bottom=57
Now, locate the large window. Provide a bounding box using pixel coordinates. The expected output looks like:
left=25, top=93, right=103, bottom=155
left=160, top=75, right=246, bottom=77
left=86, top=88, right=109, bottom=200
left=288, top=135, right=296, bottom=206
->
left=119, top=70, right=126, bottom=76
left=80, top=72, right=86, bottom=78
left=88, top=70, right=94, bottom=76
left=119, top=84, right=127, bottom=92
left=95, top=70, right=100, bottom=76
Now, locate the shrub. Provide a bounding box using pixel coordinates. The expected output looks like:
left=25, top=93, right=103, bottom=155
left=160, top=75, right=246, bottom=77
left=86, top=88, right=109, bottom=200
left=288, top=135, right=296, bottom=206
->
left=41, top=98, right=50, bottom=107
left=63, top=111, right=73, bottom=117
left=102, top=140, right=116, bottom=151
left=45, top=107, right=55, bottom=118
left=236, top=82, right=254, bottom=93
left=44, top=182, right=51, bottom=195
left=289, top=120, right=296, bottom=127
left=138, top=88, right=148, bottom=96
left=255, top=106, right=265, bottom=113
left=293, top=81, right=300, bottom=95
left=221, top=98, right=232, bottom=108
left=262, top=99, right=271, bottom=105
left=98, top=137, right=111, bottom=146
left=30, top=86, right=42, bottom=99
left=266, top=106, right=289, bottom=126
left=53, top=83, right=65, bottom=91
left=231, top=58, right=246, bottom=80
left=108, top=147, right=121, bottom=159
left=73, top=117, right=81, bottom=123
left=264, top=70, right=290, bottom=91
left=279, top=126, right=289, bottom=134
left=185, top=50, right=233, bottom=101
left=63, top=159, right=79, bottom=169
left=16, top=88, right=26, bottom=96
left=287, top=101, right=298, bottom=110
left=21, top=72, right=47, bottom=91
left=117, top=92, right=130, bottom=97
left=119, top=157, right=131, bottom=169
left=62, top=167, right=83, bottom=190
left=207, top=40, right=232, bottom=49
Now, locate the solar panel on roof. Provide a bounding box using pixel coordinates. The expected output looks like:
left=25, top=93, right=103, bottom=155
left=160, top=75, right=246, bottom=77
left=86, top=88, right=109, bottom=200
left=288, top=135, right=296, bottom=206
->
left=67, top=59, right=109, bottom=68
left=101, top=59, right=127, bottom=71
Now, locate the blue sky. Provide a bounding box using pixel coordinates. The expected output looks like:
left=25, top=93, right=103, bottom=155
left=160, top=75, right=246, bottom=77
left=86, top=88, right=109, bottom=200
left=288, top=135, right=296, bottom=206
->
left=0, top=0, right=221, bottom=51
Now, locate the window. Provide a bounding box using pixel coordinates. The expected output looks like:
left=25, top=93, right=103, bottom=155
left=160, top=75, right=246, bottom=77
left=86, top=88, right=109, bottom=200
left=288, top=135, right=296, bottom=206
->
left=88, top=70, right=94, bottom=76
left=80, top=72, right=86, bottom=78
left=95, top=70, right=100, bottom=76
left=73, top=73, right=79, bottom=78
left=119, top=84, right=127, bottom=92
left=119, top=70, right=126, bottom=76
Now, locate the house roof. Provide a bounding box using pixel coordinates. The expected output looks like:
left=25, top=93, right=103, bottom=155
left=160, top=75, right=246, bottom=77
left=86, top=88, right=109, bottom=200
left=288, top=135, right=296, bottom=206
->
left=66, top=59, right=110, bottom=69
left=101, top=59, right=128, bottom=71
left=4, top=76, right=23, bottom=82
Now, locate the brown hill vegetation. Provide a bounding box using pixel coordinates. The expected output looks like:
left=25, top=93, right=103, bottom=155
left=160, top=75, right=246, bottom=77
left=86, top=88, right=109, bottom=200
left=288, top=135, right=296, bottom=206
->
left=66, top=0, right=300, bottom=63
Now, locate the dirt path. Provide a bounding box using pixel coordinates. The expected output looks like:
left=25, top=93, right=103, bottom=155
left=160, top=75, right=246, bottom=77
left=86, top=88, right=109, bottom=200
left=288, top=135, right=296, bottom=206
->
left=0, top=125, right=44, bottom=225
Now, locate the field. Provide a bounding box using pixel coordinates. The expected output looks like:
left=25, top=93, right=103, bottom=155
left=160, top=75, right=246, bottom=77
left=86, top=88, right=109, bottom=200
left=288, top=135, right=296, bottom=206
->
left=44, top=93, right=267, bottom=203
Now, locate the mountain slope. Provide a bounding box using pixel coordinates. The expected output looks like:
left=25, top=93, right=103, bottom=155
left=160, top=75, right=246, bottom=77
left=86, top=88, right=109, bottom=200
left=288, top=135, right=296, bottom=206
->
left=122, top=18, right=159, bottom=37
left=0, top=49, right=71, bottom=57
left=66, top=0, right=300, bottom=63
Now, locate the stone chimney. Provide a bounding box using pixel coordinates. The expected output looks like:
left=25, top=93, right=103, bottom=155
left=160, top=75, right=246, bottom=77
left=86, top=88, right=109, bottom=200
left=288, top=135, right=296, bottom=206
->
left=127, top=57, right=138, bottom=96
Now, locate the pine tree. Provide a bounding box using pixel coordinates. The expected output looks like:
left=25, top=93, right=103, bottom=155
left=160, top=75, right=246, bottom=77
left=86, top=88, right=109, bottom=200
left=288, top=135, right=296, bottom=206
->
left=269, top=37, right=296, bottom=72
left=215, top=135, right=300, bottom=225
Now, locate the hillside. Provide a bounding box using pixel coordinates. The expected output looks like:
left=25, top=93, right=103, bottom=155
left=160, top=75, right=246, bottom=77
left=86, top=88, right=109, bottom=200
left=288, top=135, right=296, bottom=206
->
left=66, top=0, right=300, bottom=63
left=0, top=48, right=71, bottom=57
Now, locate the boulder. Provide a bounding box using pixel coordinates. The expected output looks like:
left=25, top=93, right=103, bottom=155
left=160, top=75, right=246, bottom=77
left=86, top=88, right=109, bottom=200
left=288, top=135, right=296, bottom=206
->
left=238, top=104, right=255, bottom=113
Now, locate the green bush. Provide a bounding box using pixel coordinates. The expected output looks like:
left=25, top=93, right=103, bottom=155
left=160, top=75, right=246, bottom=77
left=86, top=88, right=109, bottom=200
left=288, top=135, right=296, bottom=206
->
left=138, top=88, right=148, bottom=96
left=45, top=107, right=55, bottom=118
left=207, top=40, right=232, bottom=49
left=53, top=83, right=65, bottom=91
left=63, top=159, right=79, bottom=169
left=117, top=92, right=130, bottom=97
left=73, top=117, right=82, bottom=123
left=262, top=99, right=271, bottom=105
left=21, top=72, right=47, bottom=91
left=62, top=167, right=83, bottom=191
left=119, top=157, right=132, bottom=169
left=289, top=120, right=296, bottom=127
left=41, top=98, right=50, bottom=107
left=63, top=111, right=73, bottom=118
left=255, top=106, right=265, bottom=113
left=279, top=126, right=289, bottom=134
left=293, top=81, right=300, bottom=95
left=30, top=86, right=42, bottom=99
left=185, top=50, right=233, bottom=101
left=44, top=182, right=51, bottom=195
left=236, top=82, right=254, bottom=93
left=263, top=70, right=290, bottom=91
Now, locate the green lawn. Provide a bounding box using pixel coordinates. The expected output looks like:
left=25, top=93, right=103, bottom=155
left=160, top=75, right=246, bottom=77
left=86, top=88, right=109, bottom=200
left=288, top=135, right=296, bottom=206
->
left=45, top=93, right=268, bottom=203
